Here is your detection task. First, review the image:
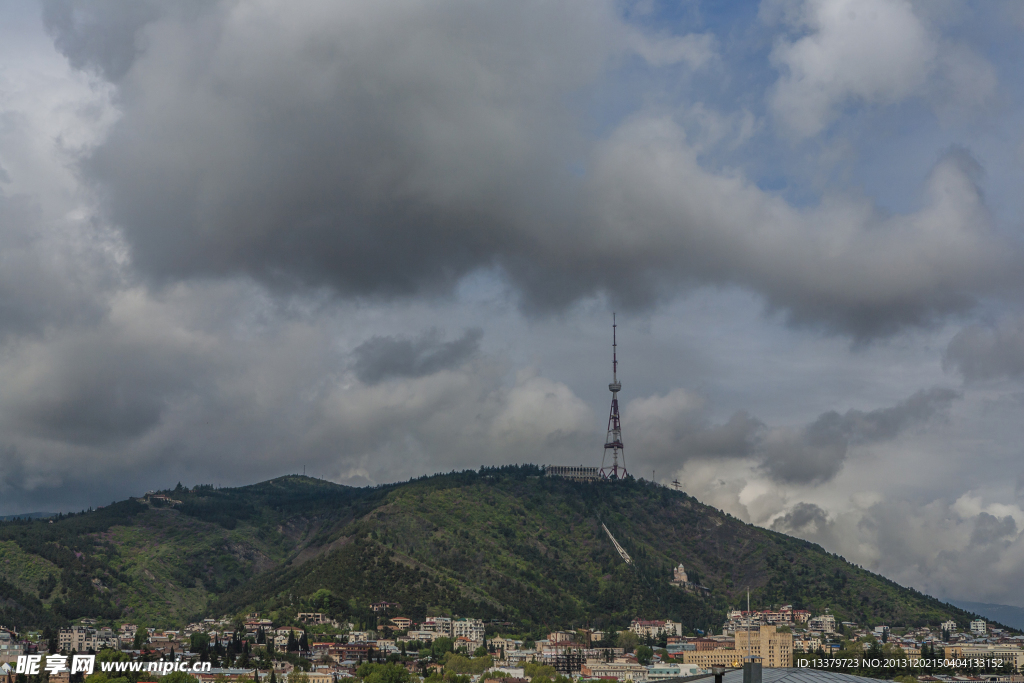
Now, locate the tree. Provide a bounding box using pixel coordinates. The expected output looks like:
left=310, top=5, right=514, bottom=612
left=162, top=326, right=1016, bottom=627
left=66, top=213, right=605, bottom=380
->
left=524, top=663, right=556, bottom=680
left=133, top=628, right=149, bottom=650
left=299, top=631, right=309, bottom=653
left=357, top=663, right=411, bottom=683
left=615, top=631, right=639, bottom=653
left=635, top=646, right=653, bottom=665
left=191, top=633, right=211, bottom=655
left=431, top=638, right=454, bottom=659
left=163, top=673, right=200, bottom=683
left=42, top=627, right=58, bottom=654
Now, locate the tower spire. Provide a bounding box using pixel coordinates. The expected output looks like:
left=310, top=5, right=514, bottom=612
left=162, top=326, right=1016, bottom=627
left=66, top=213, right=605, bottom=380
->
left=600, top=313, right=627, bottom=480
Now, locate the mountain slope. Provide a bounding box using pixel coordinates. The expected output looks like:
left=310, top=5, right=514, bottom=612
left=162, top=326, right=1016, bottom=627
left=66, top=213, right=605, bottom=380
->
left=0, top=467, right=1001, bottom=634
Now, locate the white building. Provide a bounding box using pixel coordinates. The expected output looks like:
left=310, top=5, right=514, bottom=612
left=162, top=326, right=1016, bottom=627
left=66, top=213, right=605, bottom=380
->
left=647, top=663, right=705, bottom=680
left=971, top=620, right=987, bottom=636
left=629, top=620, right=683, bottom=639
left=58, top=626, right=119, bottom=652
left=453, top=618, right=485, bottom=641
left=423, top=616, right=453, bottom=638
left=807, top=614, right=835, bottom=634
left=583, top=661, right=649, bottom=681
left=940, top=620, right=957, bottom=634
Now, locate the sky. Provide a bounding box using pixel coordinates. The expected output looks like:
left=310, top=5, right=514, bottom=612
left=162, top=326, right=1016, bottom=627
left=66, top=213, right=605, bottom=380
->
left=1, top=0, right=1024, bottom=608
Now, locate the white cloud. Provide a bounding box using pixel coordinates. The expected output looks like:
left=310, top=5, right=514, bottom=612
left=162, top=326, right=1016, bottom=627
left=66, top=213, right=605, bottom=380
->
left=767, top=0, right=995, bottom=138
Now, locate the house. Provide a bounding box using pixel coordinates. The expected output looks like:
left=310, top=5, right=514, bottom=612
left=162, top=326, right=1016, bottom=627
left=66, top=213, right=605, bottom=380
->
left=298, top=614, right=329, bottom=625
left=391, top=618, right=412, bottom=630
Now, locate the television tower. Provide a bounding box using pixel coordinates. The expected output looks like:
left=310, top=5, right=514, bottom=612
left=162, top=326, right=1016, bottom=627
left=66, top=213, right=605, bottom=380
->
left=600, top=314, right=627, bottom=479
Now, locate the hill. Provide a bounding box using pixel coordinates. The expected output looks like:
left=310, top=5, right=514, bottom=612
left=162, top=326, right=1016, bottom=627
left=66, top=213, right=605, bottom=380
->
left=0, top=466, right=999, bottom=635
left=949, top=601, right=1024, bottom=631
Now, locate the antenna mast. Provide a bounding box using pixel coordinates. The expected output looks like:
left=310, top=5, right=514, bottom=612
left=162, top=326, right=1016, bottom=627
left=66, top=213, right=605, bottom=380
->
left=600, top=313, right=627, bottom=479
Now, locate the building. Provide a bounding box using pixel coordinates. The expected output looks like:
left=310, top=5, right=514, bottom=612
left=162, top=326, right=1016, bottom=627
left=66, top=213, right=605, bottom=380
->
left=807, top=614, right=835, bottom=634
left=971, top=620, right=987, bottom=636
left=391, top=617, right=412, bottom=630
left=371, top=601, right=400, bottom=613
left=581, top=661, right=649, bottom=681
left=423, top=617, right=453, bottom=638
left=297, top=613, right=328, bottom=625
left=57, top=627, right=118, bottom=653
left=453, top=618, right=484, bottom=641
left=940, top=620, right=957, bottom=634
left=945, top=645, right=1024, bottom=669
left=682, top=625, right=793, bottom=669
left=0, top=631, right=23, bottom=663
left=793, top=636, right=822, bottom=653
left=647, top=663, right=705, bottom=680
left=456, top=636, right=483, bottom=653
left=337, top=644, right=376, bottom=661
left=630, top=620, right=683, bottom=639
left=545, top=465, right=601, bottom=481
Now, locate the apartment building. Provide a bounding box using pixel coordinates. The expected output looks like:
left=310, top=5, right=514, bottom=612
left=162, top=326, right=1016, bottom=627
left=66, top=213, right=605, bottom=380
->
left=682, top=625, right=793, bottom=669
left=453, top=618, right=485, bottom=641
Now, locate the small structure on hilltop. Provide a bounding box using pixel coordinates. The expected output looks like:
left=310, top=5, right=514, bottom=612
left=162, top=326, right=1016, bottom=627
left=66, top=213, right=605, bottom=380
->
left=670, top=562, right=711, bottom=596
left=544, top=465, right=600, bottom=481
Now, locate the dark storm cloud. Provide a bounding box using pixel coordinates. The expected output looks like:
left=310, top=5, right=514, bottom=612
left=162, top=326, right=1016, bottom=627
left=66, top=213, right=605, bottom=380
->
left=771, top=501, right=830, bottom=534
left=5, top=324, right=205, bottom=446
left=759, top=387, right=960, bottom=484
left=0, top=192, right=108, bottom=338
left=352, top=327, right=482, bottom=384
left=634, top=386, right=959, bottom=484
left=41, top=0, right=162, bottom=81
left=944, top=317, right=1024, bottom=382
left=42, top=0, right=1020, bottom=339
left=970, top=512, right=1017, bottom=547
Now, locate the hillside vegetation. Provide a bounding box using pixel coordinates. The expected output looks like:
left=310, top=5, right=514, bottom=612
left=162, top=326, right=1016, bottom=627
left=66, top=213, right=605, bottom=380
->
left=0, top=467, right=993, bottom=634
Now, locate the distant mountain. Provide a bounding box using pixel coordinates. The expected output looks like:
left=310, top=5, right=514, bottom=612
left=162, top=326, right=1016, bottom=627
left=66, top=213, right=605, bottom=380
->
left=949, top=601, right=1024, bottom=631
left=0, top=467, right=1005, bottom=635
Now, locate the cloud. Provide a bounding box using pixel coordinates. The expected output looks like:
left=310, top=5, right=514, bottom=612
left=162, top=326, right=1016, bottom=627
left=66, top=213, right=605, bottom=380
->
left=765, top=0, right=995, bottom=137
left=759, top=386, right=959, bottom=483
left=626, top=389, right=763, bottom=468
left=0, top=188, right=120, bottom=343
left=770, top=501, right=830, bottom=534
left=35, top=0, right=1016, bottom=340
left=41, top=0, right=161, bottom=82
left=944, top=316, right=1024, bottom=382
left=352, top=328, right=482, bottom=384
left=0, top=280, right=597, bottom=510
left=633, top=386, right=958, bottom=485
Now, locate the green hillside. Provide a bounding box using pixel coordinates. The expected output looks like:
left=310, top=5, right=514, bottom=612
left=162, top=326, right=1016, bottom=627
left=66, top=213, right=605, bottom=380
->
left=0, top=467, right=996, bottom=635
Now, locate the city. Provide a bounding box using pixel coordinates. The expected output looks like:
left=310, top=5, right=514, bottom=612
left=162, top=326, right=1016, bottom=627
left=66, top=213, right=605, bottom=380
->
left=2, top=606, right=1019, bottom=683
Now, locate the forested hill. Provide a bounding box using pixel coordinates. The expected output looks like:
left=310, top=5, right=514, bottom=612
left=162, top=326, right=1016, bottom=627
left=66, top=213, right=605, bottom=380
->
left=0, top=467, right=993, bottom=634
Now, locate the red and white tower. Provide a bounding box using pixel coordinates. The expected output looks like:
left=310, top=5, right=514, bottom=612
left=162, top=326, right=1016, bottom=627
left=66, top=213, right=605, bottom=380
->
left=600, top=314, right=628, bottom=479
